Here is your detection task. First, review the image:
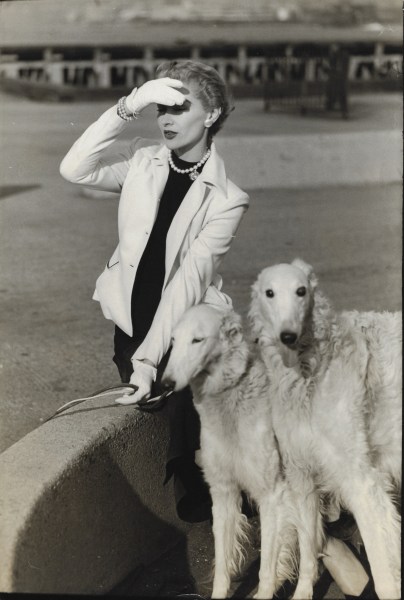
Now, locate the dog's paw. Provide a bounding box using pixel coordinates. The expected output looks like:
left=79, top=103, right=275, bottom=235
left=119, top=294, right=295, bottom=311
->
left=211, top=583, right=230, bottom=599
left=292, top=588, right=313, bottom=600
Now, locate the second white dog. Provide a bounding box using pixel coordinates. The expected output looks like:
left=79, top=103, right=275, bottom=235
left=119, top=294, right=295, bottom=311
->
left=250, top=258, right=402, bottom=599
left=162, top=304, right=298, bottom=599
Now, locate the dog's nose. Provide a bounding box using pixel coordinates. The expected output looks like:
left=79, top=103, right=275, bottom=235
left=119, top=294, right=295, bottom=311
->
left=280, top=331, right=298, bottom=346
left=162, top=377, right=176, bottom=391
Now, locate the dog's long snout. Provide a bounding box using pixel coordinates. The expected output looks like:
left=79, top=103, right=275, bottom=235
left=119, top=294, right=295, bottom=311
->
left=280, top=331, right=298, bottom=346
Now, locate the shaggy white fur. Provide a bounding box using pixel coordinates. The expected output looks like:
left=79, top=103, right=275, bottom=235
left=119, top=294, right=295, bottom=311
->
left=162, top=304, right=298, bottom=599
left=250, top=258, right=402, bottom=600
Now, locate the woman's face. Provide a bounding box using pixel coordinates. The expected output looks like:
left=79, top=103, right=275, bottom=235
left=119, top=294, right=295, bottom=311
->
left=156, top=80, right=217, bottom=161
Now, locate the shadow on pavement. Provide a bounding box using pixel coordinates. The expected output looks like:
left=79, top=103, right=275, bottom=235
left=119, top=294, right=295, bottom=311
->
left=11, top=444, right=192, bottom=595
left=0, top=184, right=41, bottom=200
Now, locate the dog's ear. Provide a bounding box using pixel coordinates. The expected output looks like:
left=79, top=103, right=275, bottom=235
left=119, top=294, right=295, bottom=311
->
left=291, top=258, right=318, bottom=289
left=250, top=277, right=260, bottom=305
left=220, top=311, right=243, bottom=344
left=248, top=277, right=262, bottom=336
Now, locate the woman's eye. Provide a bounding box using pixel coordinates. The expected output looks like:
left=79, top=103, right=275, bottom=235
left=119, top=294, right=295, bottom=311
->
left=157, top=105, right=184, bottom=115
left=296, top=287, right=307, bottom=297
left=192, top=338, right=203, bottom=344
left=265, top=289, right=274, bottom=298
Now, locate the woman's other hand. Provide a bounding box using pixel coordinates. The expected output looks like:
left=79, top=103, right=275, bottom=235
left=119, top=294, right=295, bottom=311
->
left=125, top=78, right=185, bottom=116
left=115, top=360, right=157, bottom=404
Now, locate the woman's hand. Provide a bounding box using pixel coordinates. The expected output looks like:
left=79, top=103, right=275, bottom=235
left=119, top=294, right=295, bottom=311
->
left=115, top=360, right=157, bottom=404
left=125, top=77, right=185, bottom=115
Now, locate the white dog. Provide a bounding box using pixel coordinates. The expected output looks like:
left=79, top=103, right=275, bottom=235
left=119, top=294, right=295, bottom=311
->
left=162, top=304, right=299, bottom=599
left=249, top=258, right=402, bottom=600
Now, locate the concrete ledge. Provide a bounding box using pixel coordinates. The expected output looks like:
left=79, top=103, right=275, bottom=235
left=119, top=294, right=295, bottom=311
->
left=0, top=397, right=190, bottom=594
left=216, top=130, right=402, bottom=189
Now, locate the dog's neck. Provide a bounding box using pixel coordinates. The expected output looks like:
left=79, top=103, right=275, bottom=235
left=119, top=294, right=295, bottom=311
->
left=297, top=291, right=339, bottom=377
left=192, top=337, right=251, bottom=399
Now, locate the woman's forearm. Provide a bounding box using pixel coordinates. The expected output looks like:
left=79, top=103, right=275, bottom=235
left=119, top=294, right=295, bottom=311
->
left=59, top=104, right=134, bottom=191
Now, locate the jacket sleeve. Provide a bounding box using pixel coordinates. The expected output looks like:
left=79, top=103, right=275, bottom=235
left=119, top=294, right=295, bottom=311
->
left=133, top=192, right=249, bottom=366
left=59, top=105, right=147, bottom=192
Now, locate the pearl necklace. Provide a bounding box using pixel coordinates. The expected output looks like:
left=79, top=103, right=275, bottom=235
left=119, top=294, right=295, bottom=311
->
left=168, top=148, right=211, bottom=181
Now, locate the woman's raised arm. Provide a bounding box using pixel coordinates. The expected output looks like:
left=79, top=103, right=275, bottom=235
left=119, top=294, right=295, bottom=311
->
left=60, top=78, right=185, bottom=193
left=59, top=105, right=139, bottom=192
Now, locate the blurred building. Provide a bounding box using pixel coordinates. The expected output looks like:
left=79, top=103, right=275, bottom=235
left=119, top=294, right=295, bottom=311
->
left=0, top=0, right=401, bottom=95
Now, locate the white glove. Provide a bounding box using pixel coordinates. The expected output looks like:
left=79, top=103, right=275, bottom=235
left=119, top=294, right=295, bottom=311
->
left=125, top=77, right=185, bottom=115
left=115, top=360, right=157, bottom=405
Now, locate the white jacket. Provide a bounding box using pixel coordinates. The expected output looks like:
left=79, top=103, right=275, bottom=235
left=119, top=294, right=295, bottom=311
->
left=60, top=104, right=249, bottom=366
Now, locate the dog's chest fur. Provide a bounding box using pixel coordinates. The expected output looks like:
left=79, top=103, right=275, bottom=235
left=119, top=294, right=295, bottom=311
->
left=193, top=355, right=281, bottom=498
left=271, top=360, right=367, bottom=477
left=267, top=323, right=396, bottom=492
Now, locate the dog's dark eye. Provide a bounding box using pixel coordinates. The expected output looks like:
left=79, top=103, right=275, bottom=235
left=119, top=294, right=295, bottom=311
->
left=296, top=287, right=307, bottom=297
left=265, top=289, right=274, bottom=298
left=192, top=337, right=204, bottom=344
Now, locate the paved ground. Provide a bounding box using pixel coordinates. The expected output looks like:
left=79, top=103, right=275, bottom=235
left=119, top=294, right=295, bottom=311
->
left=0, top=90, right=401, bottom=146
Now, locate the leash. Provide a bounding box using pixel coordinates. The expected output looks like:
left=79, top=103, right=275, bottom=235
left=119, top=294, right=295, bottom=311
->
left=44, top=383, right=173, bottom=423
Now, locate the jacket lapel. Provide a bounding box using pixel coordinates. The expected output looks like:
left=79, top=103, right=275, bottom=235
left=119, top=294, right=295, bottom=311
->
left=164, top=142, right=227, bottom=284
left=150, top=144, right=170, bottom=200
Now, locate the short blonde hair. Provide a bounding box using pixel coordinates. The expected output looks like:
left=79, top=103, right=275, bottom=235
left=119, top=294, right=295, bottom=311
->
left=155, top=60, right=234, bottom=137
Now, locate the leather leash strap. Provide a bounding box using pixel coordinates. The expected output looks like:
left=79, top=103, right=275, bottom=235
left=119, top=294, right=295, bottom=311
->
left=44, top=384, right=172, bottom=422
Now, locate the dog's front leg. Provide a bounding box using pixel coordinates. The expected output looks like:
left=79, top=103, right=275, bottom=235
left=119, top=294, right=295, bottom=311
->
left=254, top=489, right=283, bottom=599
left=290, top=472, right=322, bottom=600
left=341, top=473, right=401, bottom=600
left=210, top=485, right=246, bottom=599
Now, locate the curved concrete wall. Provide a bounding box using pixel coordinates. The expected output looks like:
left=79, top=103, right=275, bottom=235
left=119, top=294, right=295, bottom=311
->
left=0, top=397, right=190, bottom=594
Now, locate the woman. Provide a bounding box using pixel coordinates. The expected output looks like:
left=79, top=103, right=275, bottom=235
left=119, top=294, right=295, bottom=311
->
left=60, top=60, right=249, bottom=521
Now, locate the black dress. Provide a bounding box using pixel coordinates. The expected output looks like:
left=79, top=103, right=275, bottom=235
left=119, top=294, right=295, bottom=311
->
left=113, top=153, right=212, bottom=523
